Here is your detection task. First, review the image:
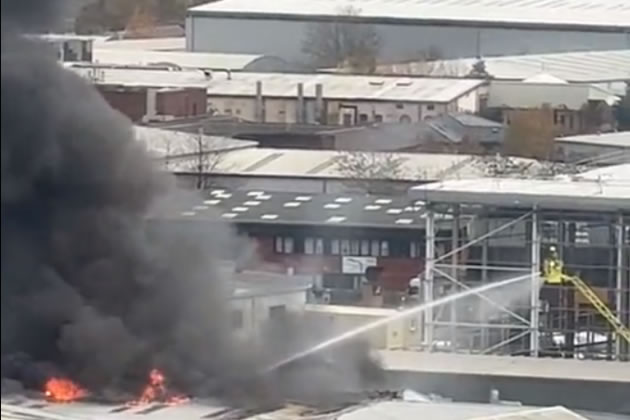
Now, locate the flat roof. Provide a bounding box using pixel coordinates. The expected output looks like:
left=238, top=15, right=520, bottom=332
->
left=206, top=72, right=485, bottom=103
left=379, top=351, right=630, bottom=383
left=410, top=178, right=630, bottom=213
left=93, top=48, right=279, bottom=71
left=375, top=50, right=630, bottom=83
left=159, top=188, right=427, bottom=229
left=190, top=0, right=630, bottom=30
left=556, top=131, right=630, bottom=148
left=166, top=148, right=538, bottom=182
left=94, top=37, right=186, bottom=51
left=575, top=164, right=630, bottom=182
left=67, top=64, right=209, bottom=88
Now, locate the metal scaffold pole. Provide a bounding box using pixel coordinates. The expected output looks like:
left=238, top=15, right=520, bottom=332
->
left=616, top=214, right=626, bottom=359
left=424, top=207, right=435, bottom=349
left=530, top=208, right=541, bottom=357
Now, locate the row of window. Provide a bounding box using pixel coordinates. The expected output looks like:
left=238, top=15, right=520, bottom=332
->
left=274, top=236, right=425, bottom=258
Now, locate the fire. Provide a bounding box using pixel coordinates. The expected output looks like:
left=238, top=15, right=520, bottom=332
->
left=128, top=368, right=189, bottom=406
left=44, top=377, right=87, bottom=403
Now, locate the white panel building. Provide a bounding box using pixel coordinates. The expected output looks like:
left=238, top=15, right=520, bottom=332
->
left=186, top=0, right=630, bottom=62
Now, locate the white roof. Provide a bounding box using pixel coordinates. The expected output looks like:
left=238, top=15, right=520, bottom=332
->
left=67, top=64, right=210, bottom=88
left=339, top=402, right=586, bottom=420
left=375, top=50, right=630, bottom=83
left=487, top=81, right=619, bottom=110
left=134, top=126, right=256, bottom=159
left=411, top=177, right=630, bottom=212
left=207, top=72, right=485, bottom=103
left=167, top=148, right=538, bottom=181
left=556, top=131, right=630, bottom=148
left=94, top=37, right=186, bottom=51
left=379, top=351, right=630, bottom=383
left=523, top=73, right=569, bottom=84
left=576, top=164, right=630, bottom=182
left=190, top=0, right=630, bottom=29
left=93, top=48, right=270, bottom=70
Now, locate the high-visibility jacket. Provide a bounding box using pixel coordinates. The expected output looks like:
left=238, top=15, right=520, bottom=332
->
left=544, top=258, right=564, bottom=284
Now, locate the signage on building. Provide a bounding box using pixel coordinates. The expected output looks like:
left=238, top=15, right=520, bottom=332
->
left=342, top=256, right=377, bottom=274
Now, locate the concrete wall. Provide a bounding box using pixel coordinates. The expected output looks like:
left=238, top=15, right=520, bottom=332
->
left=206, top=95, right=457, bottom=125
left=187, top=15, right=630, bottom=61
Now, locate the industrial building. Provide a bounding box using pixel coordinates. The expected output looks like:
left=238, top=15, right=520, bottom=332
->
left=186, top=0, right=630, bottom=62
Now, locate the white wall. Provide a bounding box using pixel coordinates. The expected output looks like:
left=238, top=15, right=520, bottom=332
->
left=456, top=89, right=480, bottom=113
left=230, top=290, right=307, bottom=340
left=205, top=95, right=453, bottom=124
left=187, top=15, right=629, bottom=62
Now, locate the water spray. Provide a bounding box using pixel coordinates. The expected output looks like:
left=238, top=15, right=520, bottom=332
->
left=264, top=273, right=535, bottom=373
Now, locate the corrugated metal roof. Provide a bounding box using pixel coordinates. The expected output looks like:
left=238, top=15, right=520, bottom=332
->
left=165, top=148, right=538, bottom=181
left=206, top=72, right=485, bottom=103
left=189, top=0, right=630, bottom=29
left=556, top=132, right=630, bottom=148
left=93, top=48, right=282, bottom=71
left=135, top=126, right=257, bottom=158
left=158, top=188, right=428, bottom=229
left=410, top=177, right=630, bottom=212
left=375, top=50, right=630, bottom=83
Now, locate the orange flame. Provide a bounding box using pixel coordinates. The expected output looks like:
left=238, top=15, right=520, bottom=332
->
left=129, top=368, right=189, bottom=406
left=44, top=377, right=87, bottom=403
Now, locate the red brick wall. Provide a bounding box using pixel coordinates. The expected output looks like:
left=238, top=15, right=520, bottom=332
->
left=156, top=88, right=206, bottom=118
left=97, top=87, right=146, bottom=122
left=247, top=236, right=422, bottom=291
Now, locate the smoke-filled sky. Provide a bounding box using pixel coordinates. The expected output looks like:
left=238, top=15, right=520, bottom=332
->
left=0, top=0, right=381, bottom=404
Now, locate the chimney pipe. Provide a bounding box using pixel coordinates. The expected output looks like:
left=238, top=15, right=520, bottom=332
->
left=255, top=81, right=264, bottom=122
left=315, top=83, right=324, bottom=124
left=296, top=83, right=305, bottom=124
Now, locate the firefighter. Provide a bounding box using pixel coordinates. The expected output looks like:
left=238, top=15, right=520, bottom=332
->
left=543, top=245, right=564, bottom=284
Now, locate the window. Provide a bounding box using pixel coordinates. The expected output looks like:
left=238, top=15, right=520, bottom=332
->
left=410, top=241, right=424, bottom=258
left=269, top=305, right=287, bottom=319
left=331, top=239, right=340, bottom=255
left=371, top=240, right=380, bottom=256
left=284, top=237, right=294, bottom=253
left=399, top=114, right=411, bottom=123
left=304, top=237, right=315, bottom=255
left=426, top=104, right=435, bottom=111
left=305, top=237, right=324, bottom=255
left=350, top=240, right=360, bottom=255
left=231, top=310, right=243, bottom=330
left=315, top=238, right=324, bottom=255
left=359, top=113, right=369, bottom=123
left=275, top=236, right=294, bottom=254
left=380, top=240, right=390, bottom=257
left=396, top=103, right=404, bottom=109
left=361, top=240, right=370, bottom=256
left=374, top=114, right=383, bottom=123
left=341, top=239, right=351, bottom=255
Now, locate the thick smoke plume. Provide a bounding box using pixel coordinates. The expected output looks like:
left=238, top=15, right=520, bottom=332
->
left=1, top=0, right=381, bottom=405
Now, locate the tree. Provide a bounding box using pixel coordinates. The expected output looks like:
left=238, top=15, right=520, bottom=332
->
left=615, top=82, right=630, bottom=130
left=301, top=6, right=381, bottom=72
left=334, top=151, right=407, bottom=193
left=503, top=109, right=555, bottom=160
left=74, top=0, right=206, bottom=34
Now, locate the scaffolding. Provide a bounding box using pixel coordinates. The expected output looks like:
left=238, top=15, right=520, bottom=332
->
left=413, top=180, right=630, bottom=361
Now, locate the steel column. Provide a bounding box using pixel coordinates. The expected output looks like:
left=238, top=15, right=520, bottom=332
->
left=530, top=209, right=541, bottom=357
left=616, top=214, right=625, bottom=358
left=424, top=207, right=435, bottom=349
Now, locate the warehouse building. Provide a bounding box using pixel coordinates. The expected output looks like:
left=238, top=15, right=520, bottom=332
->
left=186, top=0, right=630, bottom=62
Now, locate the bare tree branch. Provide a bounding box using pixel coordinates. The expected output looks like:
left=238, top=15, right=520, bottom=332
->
left=302, top=6, right=381, bottom=72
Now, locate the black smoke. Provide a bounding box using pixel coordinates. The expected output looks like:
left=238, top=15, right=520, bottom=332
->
left=1, top=0, right=382, bottom=405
